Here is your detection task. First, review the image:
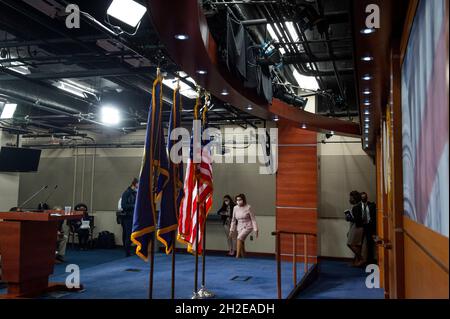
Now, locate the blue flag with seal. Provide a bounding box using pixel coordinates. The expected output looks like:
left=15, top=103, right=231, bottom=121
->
left=131, top=75, right=164, bottom=261
left=156, top=86, right=184, bottom=254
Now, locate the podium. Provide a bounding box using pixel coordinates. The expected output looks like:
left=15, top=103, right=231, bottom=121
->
left=0, top=211, right=84, bottom=298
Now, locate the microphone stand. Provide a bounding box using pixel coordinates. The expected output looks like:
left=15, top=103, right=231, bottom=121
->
left=18, top=185, right=48, bottom=211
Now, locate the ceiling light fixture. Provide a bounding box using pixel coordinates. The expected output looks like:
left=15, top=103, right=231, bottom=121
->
left=100, top=106, right=121, bottom=125
left=0, top=103, right=17, bottom=119
left=361, top=28, right=376, bottom=34
left=362, top=74, right=373, bottom=81
left=361, top=55, right=374, bottom=62
left=174, top=34, right=189, bottom=40
left=107, top=0, right=147, bottom=28
left=196, top=70, right=207, bottom=75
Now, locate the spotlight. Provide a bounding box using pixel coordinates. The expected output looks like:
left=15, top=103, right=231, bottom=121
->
left=107, top=0, right=147, bottom=28
left=100, top=106, right=121, bottom=125
left=0, top=103, right=17, bottom=119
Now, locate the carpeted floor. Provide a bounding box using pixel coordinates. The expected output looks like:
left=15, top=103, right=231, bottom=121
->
left=297, top=259, right=385, bottom=299
left=1, top=248, right=384, bottom=299
left=45, top=248, right=309, bottom=299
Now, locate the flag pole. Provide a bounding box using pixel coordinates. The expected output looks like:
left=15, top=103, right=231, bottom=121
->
left=149, top=237, right=155, bottom=299
left=171, top=232, right=176, bottom=299
left=201, top=204, right=206, bottom=287
left=197, top=202, right=215, bottom=298
left=192, top=180, right=200, bottom=299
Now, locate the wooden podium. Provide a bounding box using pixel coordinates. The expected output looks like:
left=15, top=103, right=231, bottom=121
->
left=0, top=211, right=84, bottom=298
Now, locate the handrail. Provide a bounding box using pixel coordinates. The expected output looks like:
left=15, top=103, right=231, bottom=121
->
left=272, top=230, right=317, bottom=299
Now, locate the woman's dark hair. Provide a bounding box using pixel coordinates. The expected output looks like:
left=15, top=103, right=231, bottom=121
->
left=349, top=191, right=362, bottom=203
left=235, top=193, right=247, bottom=205
left=219, top=195, right=235, bottom=214
left=223, top=195, right=233, bottom=204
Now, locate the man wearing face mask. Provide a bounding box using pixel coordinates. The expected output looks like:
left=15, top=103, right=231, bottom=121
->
left=217, top=195, right=236, bottom=256
left=360, top=192, right=377, bottom=264
left=229, top=194, right=258, bottom=258
left=120, top=177, right=139, bottom=257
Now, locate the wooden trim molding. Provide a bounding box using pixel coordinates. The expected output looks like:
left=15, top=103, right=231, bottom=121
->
left=400, top=0, right=420, bottom=65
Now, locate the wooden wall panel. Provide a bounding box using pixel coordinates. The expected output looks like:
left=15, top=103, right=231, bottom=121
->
left=276, top=122, right=318, bottom=264
left=277, top=147, right=318, bottom=208
left=403, top=217, right=449, bottom=298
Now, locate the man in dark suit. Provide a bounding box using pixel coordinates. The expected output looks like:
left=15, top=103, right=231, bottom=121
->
left=120, top=178, right=138, bottom=257
left=361, top=192, right=377, bottom=264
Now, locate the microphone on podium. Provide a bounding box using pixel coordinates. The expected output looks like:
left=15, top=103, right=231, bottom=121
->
left=38, top=185, right=59, bottom=210
left=17, top=185, right=49, bottom=211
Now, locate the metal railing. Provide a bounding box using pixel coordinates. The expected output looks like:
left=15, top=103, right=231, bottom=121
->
left=272, top=230, right=317, bottom=299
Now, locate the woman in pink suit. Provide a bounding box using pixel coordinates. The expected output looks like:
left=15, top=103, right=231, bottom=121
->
left=229, top=194, right=258, bottom=258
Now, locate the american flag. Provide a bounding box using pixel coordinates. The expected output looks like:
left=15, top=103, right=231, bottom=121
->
left=177, top=104, right=213, bottom=254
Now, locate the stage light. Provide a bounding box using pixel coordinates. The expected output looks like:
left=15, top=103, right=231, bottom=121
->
left=364, top=110, right=370, bottom=115
left=364, top=118, right=370, bottom=122
left=246, top=105, right=253, bottom=110
left=196, top=70, right=207, bottom=75
left=107, top=0, right=147, bottom=28
left=100, top=106, right=121, bottom=125
left=1, top=103, right=17, bottom=119
left=220, top=89, right=229, bottom=96
left=362, top=74, right=373, bottom=81
left=361, top=55, right=374, bottom=62
left=363, top=100, right=371, bottom=106
left=363, top=89, right=372, bottom=95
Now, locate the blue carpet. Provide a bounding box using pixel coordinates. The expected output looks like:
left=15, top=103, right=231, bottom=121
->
left=297, top=260, right=384, bottom=299
left=38, top=248, right=309, bottom=299
left=1, top=249, right=384, bottom=299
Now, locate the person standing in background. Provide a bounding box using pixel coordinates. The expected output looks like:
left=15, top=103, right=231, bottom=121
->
left=346, top=191, right=365, bottom=267
left=230, top=194, right=258, bottom=258
left=120, top=178, right=138, bottom=257
left=217, top=195, right=237, bottom=256
left=360, top=192, right=377, bottom=264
